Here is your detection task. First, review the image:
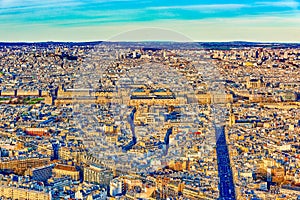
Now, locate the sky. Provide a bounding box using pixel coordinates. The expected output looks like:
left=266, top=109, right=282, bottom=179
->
left=0, top=0, right=300, bottom=42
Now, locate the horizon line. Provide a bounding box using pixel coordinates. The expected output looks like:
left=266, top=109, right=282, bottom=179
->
left=0, top=40, right=300, bottom=44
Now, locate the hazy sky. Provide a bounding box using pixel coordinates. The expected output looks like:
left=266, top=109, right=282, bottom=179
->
left=0, top=0, right=299, bottom=42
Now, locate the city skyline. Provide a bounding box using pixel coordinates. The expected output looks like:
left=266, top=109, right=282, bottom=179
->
left=1, top=0, right=300, bottom=42
left=0, top=31, right=299, bottom=199
left=0, top=1, right=300, bottom=199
